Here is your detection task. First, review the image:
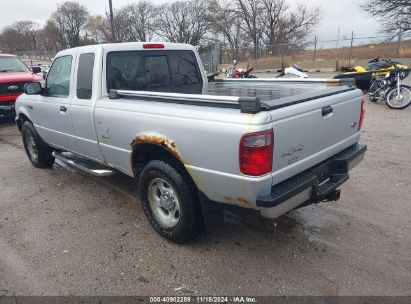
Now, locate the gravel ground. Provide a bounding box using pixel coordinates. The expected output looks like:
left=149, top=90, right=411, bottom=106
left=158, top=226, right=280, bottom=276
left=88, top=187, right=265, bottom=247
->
left=0, top=78, right=410, bottom=296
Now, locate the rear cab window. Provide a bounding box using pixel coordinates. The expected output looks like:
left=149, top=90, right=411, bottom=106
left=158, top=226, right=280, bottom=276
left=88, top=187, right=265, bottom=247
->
left=106, top=50, right=202, bottom=94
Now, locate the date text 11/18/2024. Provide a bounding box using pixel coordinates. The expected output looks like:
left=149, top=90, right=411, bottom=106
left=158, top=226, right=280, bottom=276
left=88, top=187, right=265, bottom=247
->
left=149, top=296, right=257, bottom=303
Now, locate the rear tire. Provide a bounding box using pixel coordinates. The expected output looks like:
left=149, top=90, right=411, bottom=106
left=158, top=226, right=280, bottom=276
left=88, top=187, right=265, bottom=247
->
left=139, top=160, right=204, bottom=243
left=369, top=95, right=378, bottom=102
left=385, top=85, right=411, bottom=109
left=22, top=121, right=55, bottom=168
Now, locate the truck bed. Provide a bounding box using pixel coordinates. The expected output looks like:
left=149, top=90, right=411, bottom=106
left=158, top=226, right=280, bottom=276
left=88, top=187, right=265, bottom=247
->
left=206, top=78, right=357, bottom=112
left=206, top=79, right=332, bottom=102
left=111, top=78, right=357, bottom=114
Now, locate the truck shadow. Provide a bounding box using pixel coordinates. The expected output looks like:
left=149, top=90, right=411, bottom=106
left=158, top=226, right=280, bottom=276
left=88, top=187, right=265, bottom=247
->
left=50, top=161, right=335, bottom=287
left=47, top=147, right=335, bottom=274
left=61, top=165, right=310, bottom=249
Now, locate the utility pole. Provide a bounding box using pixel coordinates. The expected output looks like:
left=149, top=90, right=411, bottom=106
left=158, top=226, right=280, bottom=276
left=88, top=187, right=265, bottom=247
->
left=335, top=26, right=340, bottom=71
left=397, top=28, right=402, bottom=57
left=108, top=0, right=116, bottom=43
left=336, top=26, right=340, bottom=49
left=313, top=35, right=317, bottom=62
left=348, top=31, right=354, bottom=66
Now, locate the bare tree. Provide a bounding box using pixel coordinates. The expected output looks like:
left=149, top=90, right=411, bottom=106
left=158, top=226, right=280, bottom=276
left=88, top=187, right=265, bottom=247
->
left=15, top=21, right=41, bottom=50
left=90, top=9, right=134, bottom=43
left=0, top=0, right=322, bottom=57
left=0, top=27, right=21, bottom=52
left=272, top=4, right=320, bottom=54
left=361, top=0, right=411, bottom=35
left=235, top=0, right=320, bottom=57
left=51, top=1, right=90, bottom=48
left=210, top=0, right=247, bottom=60
left=284, top=5, right=321, bottom=45
left=156, top=0, right=211, bottom=45
left=0, top=21, right=40, bottom=52
left=37, top=20, right=62, bottom=53
left=122, top=1, right=157, bottom=42
left=112, top=8, right=134, bottom=43
left=87, top=15, right=108, bottom=43
left=259, top=0, right=286, bottom=47
left=236, top=0, right=263, bottom=59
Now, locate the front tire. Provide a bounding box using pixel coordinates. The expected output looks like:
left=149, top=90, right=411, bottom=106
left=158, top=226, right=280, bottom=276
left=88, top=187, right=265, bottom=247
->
left=22, top=121, right=55, bottom=168
left=385, top=85, right=411, bottom=109
left=139, top=160, right=204, bottom=243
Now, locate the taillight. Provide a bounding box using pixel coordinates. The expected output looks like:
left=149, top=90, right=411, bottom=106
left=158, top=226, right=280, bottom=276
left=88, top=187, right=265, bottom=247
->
left=239, top=129, right=273, bottom=176
left=143, top=43, right=165, bottom=49
left=358, top=99, right=365, bottom=131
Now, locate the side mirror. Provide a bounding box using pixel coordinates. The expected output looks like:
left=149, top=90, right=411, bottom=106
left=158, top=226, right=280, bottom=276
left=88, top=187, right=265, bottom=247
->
left=32, top=66, right=42, bottom=74
left=24, top=82, right=42, bottom=95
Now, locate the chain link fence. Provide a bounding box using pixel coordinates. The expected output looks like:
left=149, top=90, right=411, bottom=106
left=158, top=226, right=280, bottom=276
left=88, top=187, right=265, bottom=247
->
left=199, top=34, right=411, bottom=72
left=199, top=48, right=220, bottom=73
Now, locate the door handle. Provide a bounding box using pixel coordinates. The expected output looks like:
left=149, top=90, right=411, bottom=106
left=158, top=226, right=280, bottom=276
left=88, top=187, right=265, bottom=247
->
left=322, top=106, right=333, bottom=116
left=60, top=106, right=67, bottom=113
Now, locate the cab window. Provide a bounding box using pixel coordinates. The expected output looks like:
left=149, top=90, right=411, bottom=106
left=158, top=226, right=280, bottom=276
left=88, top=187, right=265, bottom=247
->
left=46, top=55, right=72, bottom=97
left=169, top=51, right=201, bottom=93
left=77, top=53, right=95, bottom=100
left=106, top=50, right=202, bottom=94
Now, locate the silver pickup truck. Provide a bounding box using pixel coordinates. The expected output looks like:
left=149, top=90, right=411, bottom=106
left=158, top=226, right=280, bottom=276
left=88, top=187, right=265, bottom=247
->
left=16, top=42, right=366, bottom=243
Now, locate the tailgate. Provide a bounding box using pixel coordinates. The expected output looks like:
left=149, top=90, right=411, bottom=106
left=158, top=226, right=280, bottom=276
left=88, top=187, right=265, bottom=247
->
left=268, top=87, right=363, bottom=184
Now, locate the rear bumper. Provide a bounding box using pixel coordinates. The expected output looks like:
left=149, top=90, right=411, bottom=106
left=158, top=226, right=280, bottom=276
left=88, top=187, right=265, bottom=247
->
left=258, top=143, right=367, bottom=218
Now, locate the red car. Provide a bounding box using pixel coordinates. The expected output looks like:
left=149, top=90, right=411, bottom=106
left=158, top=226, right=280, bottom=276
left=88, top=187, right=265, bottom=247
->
left=0, top=53, right=43, bottom=119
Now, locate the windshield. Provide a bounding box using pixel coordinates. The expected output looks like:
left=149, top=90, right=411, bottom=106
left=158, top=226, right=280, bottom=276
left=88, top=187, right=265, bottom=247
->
left=0, top=56, right=30, bottom=72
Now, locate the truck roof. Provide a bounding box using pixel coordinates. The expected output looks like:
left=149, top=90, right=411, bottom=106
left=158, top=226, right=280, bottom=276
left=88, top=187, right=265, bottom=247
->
left=56, top=42, right=195, bottom=57
left=0, top=53, right=16, bottom=57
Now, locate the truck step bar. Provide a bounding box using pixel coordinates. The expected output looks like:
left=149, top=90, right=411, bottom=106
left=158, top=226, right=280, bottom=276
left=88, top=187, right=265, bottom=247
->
left=52, top=151, right=114, bottom=177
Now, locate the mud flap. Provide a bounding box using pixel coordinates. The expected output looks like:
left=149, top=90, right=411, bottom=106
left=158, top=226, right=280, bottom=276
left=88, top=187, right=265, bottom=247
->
left=198, top=192, right=224, bottom=230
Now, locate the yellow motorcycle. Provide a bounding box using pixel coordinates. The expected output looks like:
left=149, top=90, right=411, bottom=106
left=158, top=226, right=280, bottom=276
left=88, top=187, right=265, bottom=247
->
left=334, top=57, right=408, bottom=91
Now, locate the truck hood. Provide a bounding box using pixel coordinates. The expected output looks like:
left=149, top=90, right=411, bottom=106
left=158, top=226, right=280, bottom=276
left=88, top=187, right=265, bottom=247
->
left=0, top=71, right=43, bottom=83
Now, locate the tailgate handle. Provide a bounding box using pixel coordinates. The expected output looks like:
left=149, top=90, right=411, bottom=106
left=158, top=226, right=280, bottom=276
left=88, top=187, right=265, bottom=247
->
left=322, top=106, right=333, bottom=116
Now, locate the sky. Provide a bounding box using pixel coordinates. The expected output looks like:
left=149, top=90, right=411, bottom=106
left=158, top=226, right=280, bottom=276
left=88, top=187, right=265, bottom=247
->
left=0, top=0, right=382, bottom=47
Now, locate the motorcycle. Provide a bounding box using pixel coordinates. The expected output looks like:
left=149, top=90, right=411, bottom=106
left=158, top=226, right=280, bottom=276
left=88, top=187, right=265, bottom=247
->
left=368, top=65, right=411, bottom=109
left=223, top=60, right=257, bottom=79
left=334, top=57, right=408, bottom=91
left=276, top=64, right=308, bottom=78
